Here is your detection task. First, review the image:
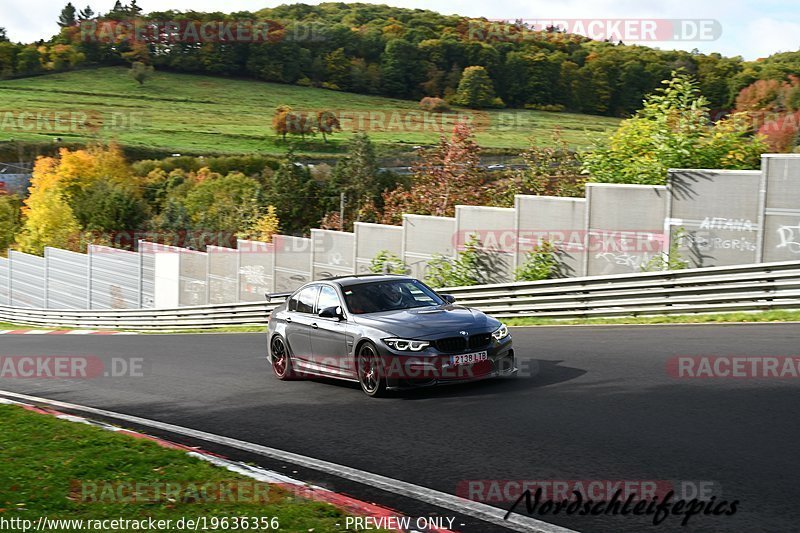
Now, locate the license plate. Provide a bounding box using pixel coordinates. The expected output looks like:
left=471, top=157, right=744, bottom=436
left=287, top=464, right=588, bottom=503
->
left=450, top=351, right=488, bottom=366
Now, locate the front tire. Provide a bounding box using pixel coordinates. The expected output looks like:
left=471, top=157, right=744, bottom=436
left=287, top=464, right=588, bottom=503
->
left=271, top=335, right=296, bottom=380
left=357, top=342, right=387, bottom=397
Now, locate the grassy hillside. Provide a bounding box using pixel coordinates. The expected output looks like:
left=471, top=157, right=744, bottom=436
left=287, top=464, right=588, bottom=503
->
left=0, top=67, right=620, bottom=157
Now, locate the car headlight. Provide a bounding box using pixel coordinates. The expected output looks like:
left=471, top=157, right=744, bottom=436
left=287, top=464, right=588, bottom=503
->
left=492, top=323, right=509, bottom=341
left=383, top=338, right=430, bottom=351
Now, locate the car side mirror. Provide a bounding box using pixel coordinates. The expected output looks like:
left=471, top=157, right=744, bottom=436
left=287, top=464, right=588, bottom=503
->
left=440, top=294, right=456, bottom=304
left=319, top=305, right=344, bottom=320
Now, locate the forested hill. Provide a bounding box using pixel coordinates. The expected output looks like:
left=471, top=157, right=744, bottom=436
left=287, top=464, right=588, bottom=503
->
left=1, top=2, right=799, bottom=117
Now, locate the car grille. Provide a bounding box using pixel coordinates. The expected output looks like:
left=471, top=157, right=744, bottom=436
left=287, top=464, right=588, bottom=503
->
left=434, top=337, right=467, bottom=353
left=469, top=333, right=492, bottom=349
left=434, top=333, right=492, bottom=353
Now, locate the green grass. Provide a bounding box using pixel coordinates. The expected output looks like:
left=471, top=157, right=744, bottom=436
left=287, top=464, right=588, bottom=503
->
left=0, top=67, right=620, bottom=156
left=0, top=322, right=64, bottom=331
left=0, top=404, right=380, bottom=532
left=504, top=309, right=800, bottom=326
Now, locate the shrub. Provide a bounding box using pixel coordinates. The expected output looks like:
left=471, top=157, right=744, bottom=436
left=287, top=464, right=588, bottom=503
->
left=514, top=241, right=563, bottom=281
left=419, top=97, right=451, bottom=112
left=641, top=228, right=691, bottom=272
left=424, top=235, right=503, bottom=288
left=369, top=250, right=408, bottom=274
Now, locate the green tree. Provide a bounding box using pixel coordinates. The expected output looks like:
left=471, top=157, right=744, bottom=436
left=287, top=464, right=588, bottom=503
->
left=451, top=66, right=502, bottom=108
left=0, top=27, right=7, bottom=42
left=0, top=194, right=21, bottom=255
left=130, top=61, right=154, bottom=86
left=183, top=173, right=262, bottom=234
left=265, top=153, right=320, bottom=233
left=70, top=180, right=148, bottom=232
left=0, top=42, right=17, bottom=78
left=583, top=71, right=769, bottom=185
left=58, top=2, right=77, bottom=27
left=15, top=46, right=43, bottom=75
left=332, top=132, right=377, bottom=202
left=381, top=39, right=424, bottom=99
left=77, top=6, right=95, bottom=20
left=323, top=48, right=351, bottom=90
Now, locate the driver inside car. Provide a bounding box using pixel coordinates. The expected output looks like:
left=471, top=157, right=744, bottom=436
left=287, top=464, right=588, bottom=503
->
left=378, top=283, right=410, bottom=309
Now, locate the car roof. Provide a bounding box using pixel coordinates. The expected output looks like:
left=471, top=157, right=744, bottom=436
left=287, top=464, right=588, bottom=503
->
left=323, top=274, right=414, bottom=288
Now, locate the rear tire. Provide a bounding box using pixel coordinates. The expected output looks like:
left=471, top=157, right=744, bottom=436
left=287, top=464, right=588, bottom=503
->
left=271, top=335, right=296, bottom=380
left=357, top=341, right=387, bottom=397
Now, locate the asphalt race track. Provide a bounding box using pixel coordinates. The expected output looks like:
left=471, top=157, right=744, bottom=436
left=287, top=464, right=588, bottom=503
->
left=2, top=323, right=799, bottom=532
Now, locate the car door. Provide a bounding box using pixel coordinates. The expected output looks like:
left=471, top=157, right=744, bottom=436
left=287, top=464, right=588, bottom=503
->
left=309, top=284, right=352, bottom=377
left=284, top=285, right=319, bottom=364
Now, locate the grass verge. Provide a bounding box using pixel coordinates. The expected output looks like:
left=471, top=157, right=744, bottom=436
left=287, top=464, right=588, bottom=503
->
left=504, top=309, right=800, bottom=326
left=0, top=404, right=376, bottom=531
left=0, top=322, right=58, bottom=330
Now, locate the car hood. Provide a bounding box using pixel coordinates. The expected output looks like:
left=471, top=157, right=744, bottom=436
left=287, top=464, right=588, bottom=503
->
left=352, top=305, right=499, bottom=338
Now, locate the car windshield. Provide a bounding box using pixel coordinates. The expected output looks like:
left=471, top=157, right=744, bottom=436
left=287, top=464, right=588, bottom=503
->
left=343, top=279, right=444, bottom=314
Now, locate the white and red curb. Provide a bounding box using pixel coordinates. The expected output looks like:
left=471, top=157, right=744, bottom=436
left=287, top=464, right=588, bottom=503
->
left=0, top=397, right=455, bottom=533
left=0, top=329, right=137, bottom=335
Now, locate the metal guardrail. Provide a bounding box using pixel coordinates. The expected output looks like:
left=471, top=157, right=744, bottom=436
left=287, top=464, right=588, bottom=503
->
left=2, top=261, right=800, bottom=331
left=444, top=260, right=800, bottom=319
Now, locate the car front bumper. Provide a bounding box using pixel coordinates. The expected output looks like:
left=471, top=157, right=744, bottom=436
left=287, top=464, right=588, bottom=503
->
left=375, top=337, right=516, bottom=390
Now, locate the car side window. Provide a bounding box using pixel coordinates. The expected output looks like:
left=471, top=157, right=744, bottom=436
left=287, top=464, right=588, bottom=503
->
left=317, top=285, right=341, bottom=314
left=291, top=286, right=319, bottom=314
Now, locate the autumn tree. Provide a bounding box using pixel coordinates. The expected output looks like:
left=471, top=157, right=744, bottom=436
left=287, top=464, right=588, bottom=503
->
left=15, top=144, right=135, bottom=254
left=16, top=187, right=82, bottom=254
left=381, top=121, right=486, bottom=224
left=316, top=110, right=341, bottom=143
left=272, top=105, right=291, bottom=141
left=272, top=105, right=315, bottom=141
left=240, top=205, right=280, bottom=242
